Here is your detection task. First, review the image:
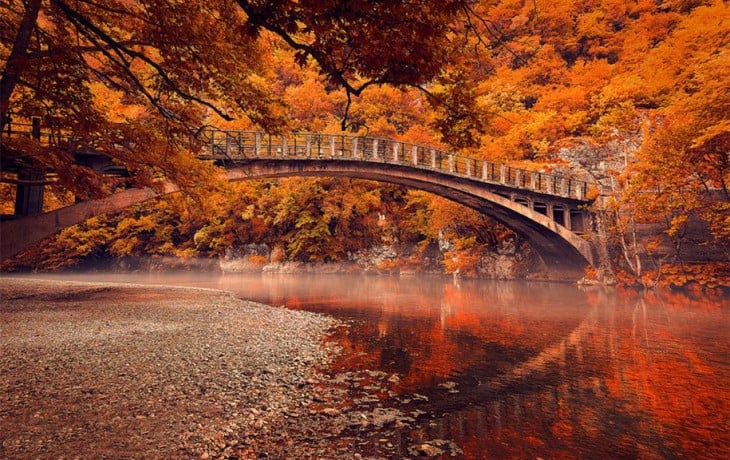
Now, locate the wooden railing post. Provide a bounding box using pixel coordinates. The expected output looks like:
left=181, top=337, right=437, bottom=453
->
left=31, top=116, right=41, bottom=140
left=281, top=135, right=288, bottom=157
left=372, top=139, right=378, bottom=160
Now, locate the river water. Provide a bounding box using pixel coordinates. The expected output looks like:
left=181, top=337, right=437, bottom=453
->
left=26, top=272, right=730, bottom=458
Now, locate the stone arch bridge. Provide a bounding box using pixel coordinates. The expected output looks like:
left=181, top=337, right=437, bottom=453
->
left=1, top=127, right=598, bottom=279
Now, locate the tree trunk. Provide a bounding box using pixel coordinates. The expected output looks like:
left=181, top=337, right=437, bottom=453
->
left=591, top=208, right=616, bottom=284
left=0, top=0, right=42, bottom=132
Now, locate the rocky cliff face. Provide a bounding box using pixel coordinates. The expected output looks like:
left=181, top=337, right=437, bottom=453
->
left=220, top=239, right=543, bottom=280
left=556, top=133, right=727, bottom=286
left=556, top=135, right=640, bottom=191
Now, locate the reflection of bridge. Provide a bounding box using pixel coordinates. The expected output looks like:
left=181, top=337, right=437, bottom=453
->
left=1, top=127, right=597, bottom=278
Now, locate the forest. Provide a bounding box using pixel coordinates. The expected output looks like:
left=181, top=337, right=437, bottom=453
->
left=1, top=0, right=728, bottom=289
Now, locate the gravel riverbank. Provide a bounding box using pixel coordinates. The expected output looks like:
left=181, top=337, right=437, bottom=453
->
left=0, top=278, right=349, bottom=459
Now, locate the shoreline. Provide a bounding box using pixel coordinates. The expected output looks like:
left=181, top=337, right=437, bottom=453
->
left=0, top=277, right=349, bottom=458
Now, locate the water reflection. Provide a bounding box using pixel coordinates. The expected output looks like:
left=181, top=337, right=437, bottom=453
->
left=218, top=274, right=730, bottom=459
left=19, top=272, right=730, bottom=458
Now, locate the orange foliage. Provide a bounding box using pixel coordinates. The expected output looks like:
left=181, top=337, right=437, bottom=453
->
left=2, top=0, right=727, bottom=279
left=246, top=255, right=268, bottom=266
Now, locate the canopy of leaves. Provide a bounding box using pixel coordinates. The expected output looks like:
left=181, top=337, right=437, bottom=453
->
left=0, top=0, right=467, bottom=196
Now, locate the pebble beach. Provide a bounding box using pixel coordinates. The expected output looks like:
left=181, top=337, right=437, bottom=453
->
left=0, top=278, right=344, bottom=459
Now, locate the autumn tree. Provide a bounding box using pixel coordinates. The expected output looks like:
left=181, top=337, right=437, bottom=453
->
left=611, top=1, right=730, bottom=287
left=1, top=0, right=474, bottom=200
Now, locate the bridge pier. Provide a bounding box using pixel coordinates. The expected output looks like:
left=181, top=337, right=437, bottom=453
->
left=14, top=169, right=45, bottom=216
left=13, top=118, right=45, bottom=217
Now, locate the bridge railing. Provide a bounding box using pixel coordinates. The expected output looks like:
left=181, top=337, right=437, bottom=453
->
left=196, top=129, right=592, bottom=201
left=2, top=125, right=593, bottom=201
left=2, top=122, right=78, bottom=146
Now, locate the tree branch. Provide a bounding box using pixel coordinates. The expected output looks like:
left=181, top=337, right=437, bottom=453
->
left=51, top=0, right=234, bottom=124
left=459, top=2, right=535, bottom=67
left=416, top=84, right=516, bottom=125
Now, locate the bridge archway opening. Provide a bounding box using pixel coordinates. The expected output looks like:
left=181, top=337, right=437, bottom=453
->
left=515, top=197, right=529, bottom=208
left=571, top=210, right=587, bottom=233
left=552, top=206, right=566, bottom=227
left=533, top=202, right=548, bottom=216
left=1, top=169, right=595, bottom=280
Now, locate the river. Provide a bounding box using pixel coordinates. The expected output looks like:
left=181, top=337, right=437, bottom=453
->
left=22, top=272, right=730, bottom=458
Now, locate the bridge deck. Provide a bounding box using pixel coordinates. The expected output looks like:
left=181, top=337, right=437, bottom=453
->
left=197, top=130, right=593, bottom=202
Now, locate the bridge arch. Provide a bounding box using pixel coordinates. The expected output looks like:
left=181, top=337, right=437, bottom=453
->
left=225, top=159, right=595, bottom=279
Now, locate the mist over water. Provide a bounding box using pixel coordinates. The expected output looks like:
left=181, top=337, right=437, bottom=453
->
left=13, top=271, right=730, bottom=458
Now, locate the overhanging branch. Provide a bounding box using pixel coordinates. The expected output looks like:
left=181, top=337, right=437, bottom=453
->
left=51, top=0, right=235, bottom=124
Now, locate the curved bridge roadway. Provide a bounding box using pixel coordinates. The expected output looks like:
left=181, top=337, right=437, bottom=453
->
left=2, top=129, right=597, bottom=278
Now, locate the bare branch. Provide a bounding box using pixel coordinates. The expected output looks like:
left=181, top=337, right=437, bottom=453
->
left=459, top=2, right=536, bottom=67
